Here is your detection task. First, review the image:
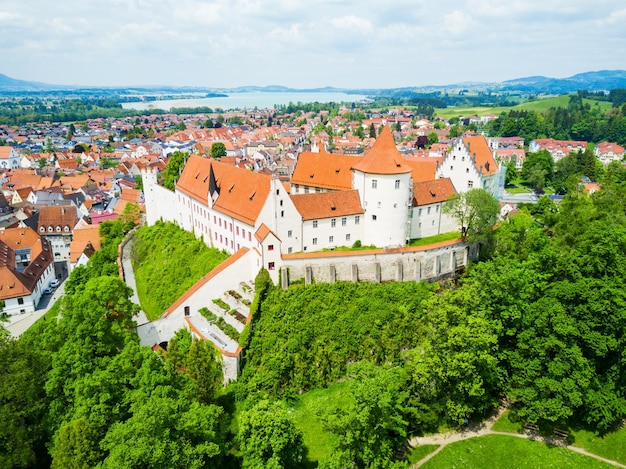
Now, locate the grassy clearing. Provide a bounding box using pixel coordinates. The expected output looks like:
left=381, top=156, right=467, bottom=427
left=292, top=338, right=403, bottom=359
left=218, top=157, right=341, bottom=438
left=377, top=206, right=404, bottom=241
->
left=421, top=434, right=615, bottom=469
left=409, top=232, right=462, bottom=247
left=290, top=382, right=352, bottom=466
left=504, top=187, right=532, bottom=194
left=434, top=106, right=508, bottom=119
left=407, top=444, right=439, bottom=464
left=40, top=299, right=62, bottom=322
left=570, top=426, right=626, bottom=465
left=491, top=409, right=524, bottom=433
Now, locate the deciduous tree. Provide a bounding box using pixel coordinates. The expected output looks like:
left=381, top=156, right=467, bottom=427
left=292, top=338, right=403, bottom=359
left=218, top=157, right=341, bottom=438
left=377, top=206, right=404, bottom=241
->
left=237, top=399, right=304, bottom=469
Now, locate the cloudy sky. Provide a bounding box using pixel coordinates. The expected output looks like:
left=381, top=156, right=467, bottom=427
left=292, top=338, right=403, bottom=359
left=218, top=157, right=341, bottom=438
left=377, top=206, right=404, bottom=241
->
left=1, top=0, right=625, bottom=89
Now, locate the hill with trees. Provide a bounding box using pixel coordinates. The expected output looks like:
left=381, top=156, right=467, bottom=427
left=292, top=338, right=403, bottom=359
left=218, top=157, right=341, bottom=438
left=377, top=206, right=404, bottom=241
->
left=3, top=165, right=626, bottom=467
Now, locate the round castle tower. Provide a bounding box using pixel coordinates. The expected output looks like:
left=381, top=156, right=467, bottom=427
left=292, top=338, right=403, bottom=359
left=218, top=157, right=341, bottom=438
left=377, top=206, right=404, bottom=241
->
left=351, top=126, right=412, bottom=247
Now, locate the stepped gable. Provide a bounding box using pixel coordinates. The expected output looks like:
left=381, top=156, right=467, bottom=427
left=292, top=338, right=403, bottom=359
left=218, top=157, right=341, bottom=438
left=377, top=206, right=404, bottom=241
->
left=351, top=125, right=412, bottom=175
left=463, top=135, right=498, bottom=176
left=291, top=145, right=361, bottom=191
left=413, top=178, right=456, bottom=205
left=176, top=155, right=271, bottom=226
left=290, top=189, right=364, bottom=220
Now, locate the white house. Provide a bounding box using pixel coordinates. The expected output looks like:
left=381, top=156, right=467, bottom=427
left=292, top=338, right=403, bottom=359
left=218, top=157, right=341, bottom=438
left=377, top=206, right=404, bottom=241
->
left=0, top=147, right=21, bottom=169
left=0, top=227, right=56, bottom=315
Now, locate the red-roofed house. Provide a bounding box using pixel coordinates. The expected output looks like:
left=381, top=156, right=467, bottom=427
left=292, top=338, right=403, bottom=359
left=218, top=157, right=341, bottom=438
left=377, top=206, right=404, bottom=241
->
left=594, top=142, right=625, bottom=166
left=0, top=227, right=55, bottom=315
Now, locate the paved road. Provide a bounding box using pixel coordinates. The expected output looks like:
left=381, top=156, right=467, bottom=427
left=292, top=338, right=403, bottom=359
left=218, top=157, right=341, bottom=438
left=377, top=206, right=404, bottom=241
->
left=120, top=234, right=149, bottom=326
left=5, top=282, right=65, bottom=337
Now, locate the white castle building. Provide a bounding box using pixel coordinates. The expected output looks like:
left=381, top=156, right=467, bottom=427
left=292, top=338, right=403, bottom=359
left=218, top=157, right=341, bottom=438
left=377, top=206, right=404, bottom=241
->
left=142, top=127, right=501, bottom=283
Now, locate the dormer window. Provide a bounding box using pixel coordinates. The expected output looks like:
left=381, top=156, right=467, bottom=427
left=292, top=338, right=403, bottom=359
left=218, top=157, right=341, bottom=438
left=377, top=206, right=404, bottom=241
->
left=64, top=226, right=70, bottom=232
left=48, top=226, right=53, bottom=232
left=56, top=226, right=61, bottom=232
left=40, top=227, right=45, bottom=233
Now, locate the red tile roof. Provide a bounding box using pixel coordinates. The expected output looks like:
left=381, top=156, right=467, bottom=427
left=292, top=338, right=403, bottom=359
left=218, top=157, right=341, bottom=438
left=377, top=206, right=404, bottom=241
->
left=290, top=190, right=364, bottom=220
left=352, top=126, right=412, bottom=175
left=291, top=147, right=361, bottom=191
left=413, top=178, right=456, bottom=205
left=176, top=155, right=271, bottom=226
left=0, top=227, right=54, bottom=300
left=463, top=135, right=498, bottom=176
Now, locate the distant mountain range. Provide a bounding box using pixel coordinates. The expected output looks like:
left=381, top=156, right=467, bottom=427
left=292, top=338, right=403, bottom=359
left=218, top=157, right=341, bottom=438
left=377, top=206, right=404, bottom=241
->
left=1, top=70, right=626, bottom=95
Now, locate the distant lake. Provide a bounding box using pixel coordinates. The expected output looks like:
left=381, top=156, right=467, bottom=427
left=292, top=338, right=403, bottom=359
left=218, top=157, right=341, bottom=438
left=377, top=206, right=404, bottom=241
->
left=121, top=91, right=369, bottom=112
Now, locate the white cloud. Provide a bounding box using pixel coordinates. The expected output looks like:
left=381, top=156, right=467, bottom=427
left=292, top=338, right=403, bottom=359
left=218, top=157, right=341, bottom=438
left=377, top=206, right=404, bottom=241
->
left=330, top=15, right=372, bottom=32
left=0, top=0, right=624, bottom=87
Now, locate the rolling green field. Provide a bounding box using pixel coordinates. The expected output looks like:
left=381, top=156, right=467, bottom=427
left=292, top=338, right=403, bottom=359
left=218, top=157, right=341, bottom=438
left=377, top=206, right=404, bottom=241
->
left=434, top=95, right=612, bottom=119
left=420, top=434, right=615, bottom=469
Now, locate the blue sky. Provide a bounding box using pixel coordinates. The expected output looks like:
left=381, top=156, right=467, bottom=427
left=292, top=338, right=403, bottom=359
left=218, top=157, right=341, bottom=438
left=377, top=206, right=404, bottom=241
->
left=1, top=0, right=625, bottom=88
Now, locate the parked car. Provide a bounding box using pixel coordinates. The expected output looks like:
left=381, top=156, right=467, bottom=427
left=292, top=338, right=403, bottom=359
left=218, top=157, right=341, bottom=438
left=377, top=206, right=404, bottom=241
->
left=43, top=287, right=53, bottom=295
left=50, top=278, right=60, bottom=288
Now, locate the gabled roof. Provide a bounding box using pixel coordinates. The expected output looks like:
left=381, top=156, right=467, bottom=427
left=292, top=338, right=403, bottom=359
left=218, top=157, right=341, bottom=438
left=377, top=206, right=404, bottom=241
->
left=37, top=205, right=79, bottom=231
left=290, top=190, right=364, bottom=220
left=120, top=187, right=142, bottom=203
left=0, top=227, right=54, bottom=300
left=70, top=225, right=102, bottom=263
left=352, top=126, right=412, bottom=175
left=176, top=155, right=271, bottom=226
left=413, top=178, right=456, bottom=206
left=291, top=147, right=361, bottom=191
left=463, top=135, right=498, bottom=177
left=254, top=223, right=280, bottom=243
left=403, top=157, right=439, bottom=183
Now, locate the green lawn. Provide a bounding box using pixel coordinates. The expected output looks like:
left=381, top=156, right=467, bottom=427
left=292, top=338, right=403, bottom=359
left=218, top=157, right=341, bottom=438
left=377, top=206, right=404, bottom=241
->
left=407, top=444, right=439, bottom=464
left=491, top=409, right=524, bottom=433
left=570, top=426, right=626, bottom=465
left=290, top=382, right=352, bottom=467
left=409, top=232, right=462, bottom=247
left=41, top=299, right=61, bottom=321
left=421, top=434, right=615, bottom=469
left=504, top=187, right=532, bottom=194
left=491, top=409, right=626, bottom=465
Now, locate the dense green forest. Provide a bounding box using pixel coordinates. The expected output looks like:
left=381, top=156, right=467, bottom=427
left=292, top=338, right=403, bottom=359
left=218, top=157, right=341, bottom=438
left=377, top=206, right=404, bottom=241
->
left=3, top=165, right=626, bottom=467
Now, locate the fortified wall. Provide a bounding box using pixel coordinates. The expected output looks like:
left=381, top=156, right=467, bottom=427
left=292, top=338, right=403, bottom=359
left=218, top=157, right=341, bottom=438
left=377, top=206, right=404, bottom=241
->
left=279, top=238, right=476, bottom=288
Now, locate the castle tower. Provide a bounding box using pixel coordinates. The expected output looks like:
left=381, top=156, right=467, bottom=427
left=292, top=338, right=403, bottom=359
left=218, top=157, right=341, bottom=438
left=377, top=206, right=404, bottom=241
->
left=141, top=166, right=178, bottom=226
left=351, top=126, right=412, bottom=247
